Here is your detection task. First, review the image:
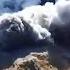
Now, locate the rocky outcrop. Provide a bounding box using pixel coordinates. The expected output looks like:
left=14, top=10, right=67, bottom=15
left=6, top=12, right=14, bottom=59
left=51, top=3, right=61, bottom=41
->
left=4, top=52, right=58, bottom=70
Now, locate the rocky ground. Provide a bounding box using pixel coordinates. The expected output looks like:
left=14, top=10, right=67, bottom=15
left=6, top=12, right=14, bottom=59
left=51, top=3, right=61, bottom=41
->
left=4, top=52, right=58, bottom=70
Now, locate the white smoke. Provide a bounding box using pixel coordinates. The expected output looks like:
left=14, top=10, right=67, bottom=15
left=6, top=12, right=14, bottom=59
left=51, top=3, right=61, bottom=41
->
left=55, top=0, right=70, bottom=24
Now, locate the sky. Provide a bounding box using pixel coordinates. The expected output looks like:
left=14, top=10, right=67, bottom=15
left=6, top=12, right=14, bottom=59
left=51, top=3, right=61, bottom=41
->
left=0, top=0, right=55, bottom=14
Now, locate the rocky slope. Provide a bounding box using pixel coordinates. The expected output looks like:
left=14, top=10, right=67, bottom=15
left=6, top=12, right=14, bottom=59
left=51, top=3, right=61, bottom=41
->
left=4, top=52, right=58, bottom=70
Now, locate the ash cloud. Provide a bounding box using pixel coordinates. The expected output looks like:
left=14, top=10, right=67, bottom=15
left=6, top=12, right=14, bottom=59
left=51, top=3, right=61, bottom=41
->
left=0, top=0, right=70, bottom=69
left=1, top=0, right=70, bottom=51
left=0, top=2, right=56, bottom=51
left=0, top=0, right=70, bottom=51
left=50, top=0, right=70, bottom=49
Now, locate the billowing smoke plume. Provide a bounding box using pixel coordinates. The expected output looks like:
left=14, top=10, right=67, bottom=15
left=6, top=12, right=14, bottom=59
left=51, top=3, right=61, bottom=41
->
left=0, top=2, right=56, bottom=51
left=0, top=0, right=70, bottom=51
left=1, top=0, right=70, bottom=69
left=0, top=0, right=70, bottom=52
